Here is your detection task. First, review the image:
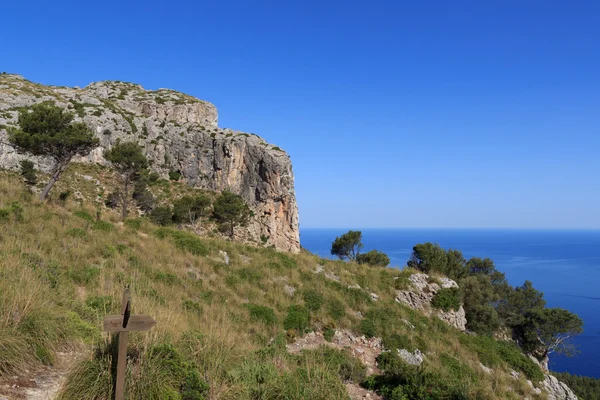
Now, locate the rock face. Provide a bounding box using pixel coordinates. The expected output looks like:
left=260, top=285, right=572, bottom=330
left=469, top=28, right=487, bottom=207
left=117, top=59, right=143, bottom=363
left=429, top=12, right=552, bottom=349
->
left=395, top=273, right=467, bottom=331
left=543, top=374, right=578, bottom=400
left=0, top=74, right=299, bottom=252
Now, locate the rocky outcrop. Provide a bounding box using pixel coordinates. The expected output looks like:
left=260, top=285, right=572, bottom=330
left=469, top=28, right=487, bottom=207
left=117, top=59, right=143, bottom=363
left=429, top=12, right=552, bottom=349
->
left=0, top=74, right=299, bottom=252
left=287, top=329, right=384, bottom=376
left=395, top=273, right=467, bottom=331
left=543, top=374, right=578, bottom=400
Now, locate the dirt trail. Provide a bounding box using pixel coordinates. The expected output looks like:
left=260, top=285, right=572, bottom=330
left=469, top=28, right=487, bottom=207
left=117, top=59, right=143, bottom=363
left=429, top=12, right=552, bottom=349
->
left=0, top=352, right=79, bottom=400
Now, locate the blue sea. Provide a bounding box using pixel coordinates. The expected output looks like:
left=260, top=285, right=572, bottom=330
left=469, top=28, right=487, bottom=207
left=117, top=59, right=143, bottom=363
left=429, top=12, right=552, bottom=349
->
left=301, top=228, right=600, bottom=378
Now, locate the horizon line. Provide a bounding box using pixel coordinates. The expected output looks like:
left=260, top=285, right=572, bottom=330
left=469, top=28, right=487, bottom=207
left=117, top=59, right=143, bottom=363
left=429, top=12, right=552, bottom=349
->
left=300, top=226, right=600, bottom=231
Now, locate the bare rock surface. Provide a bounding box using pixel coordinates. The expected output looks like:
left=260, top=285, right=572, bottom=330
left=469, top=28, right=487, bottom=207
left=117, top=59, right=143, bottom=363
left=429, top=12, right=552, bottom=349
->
left=543, top=374, right=578, bottom=400
left=395, top=273, right=467, bottom=331
left=287, top=329, right=384, bottom=376
left=0, top=74, right=299, bottom=252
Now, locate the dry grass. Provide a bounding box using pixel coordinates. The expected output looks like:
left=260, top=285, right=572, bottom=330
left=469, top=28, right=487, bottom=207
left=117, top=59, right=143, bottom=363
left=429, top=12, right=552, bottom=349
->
left=0, top=169, right=546, bottom=399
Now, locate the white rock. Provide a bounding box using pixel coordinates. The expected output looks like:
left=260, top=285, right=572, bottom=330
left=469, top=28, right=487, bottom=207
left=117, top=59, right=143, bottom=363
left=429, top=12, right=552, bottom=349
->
left=397, top=348, right=425, bottom=366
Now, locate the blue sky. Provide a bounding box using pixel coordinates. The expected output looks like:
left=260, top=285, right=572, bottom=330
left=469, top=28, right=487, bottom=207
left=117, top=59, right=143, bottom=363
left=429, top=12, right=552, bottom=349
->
left=1, top=1, right=598, bottom=229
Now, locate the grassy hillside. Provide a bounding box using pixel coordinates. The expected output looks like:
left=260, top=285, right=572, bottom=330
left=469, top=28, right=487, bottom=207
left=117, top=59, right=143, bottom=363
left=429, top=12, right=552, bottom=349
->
left=0, top=169, right=547, bottom=399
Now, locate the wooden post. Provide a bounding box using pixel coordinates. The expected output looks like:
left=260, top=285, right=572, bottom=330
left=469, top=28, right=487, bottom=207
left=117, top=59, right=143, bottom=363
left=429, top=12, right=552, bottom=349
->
left=103, top=289, right=156, bottom=400
left=115, top=289, right=130, bottom=400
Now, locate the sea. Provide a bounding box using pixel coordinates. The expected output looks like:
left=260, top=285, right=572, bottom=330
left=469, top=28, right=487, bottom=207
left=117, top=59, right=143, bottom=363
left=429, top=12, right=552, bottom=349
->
left=300, top=228, right=600, bottom=378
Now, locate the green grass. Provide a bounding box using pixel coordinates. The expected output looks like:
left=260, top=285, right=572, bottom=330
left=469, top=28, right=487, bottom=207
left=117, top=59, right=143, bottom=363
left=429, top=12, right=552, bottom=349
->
left=0, top=170, right=546, bottom=399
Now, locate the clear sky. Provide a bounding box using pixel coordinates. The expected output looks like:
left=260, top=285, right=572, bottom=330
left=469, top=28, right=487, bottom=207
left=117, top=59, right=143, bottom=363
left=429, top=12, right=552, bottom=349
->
left=1, top=1, right=598, bottom=229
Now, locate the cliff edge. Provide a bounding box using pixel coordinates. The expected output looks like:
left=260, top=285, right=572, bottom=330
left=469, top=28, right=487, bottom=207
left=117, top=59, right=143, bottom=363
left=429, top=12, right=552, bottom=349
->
left=0, top=73, right=300, bottom=252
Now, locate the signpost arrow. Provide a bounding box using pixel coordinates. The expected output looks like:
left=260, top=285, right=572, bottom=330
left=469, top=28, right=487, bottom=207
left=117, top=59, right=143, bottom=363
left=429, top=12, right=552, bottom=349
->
left=103, top=289, right=156, bottom=400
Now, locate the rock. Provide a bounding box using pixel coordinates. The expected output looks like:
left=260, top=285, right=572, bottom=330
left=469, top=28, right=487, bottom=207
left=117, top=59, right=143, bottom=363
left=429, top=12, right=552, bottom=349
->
left=283, top=284, right=296, bottom=297
left=218, top=250, right=230, bottom=265
left=0, top=74, right=300, bottom=252
left=528, top=354, right=550, bottom=373
left=510, top=370, right=520, bottom=379
left=346, top=382, right=382, bottom=400
left=395, top=273, right=467, bottom=331
left=369, top=293, right=379, bottom=301
left=397, top=348, right=425, bottom=366
left=543, top=374, right=578, bottom=400
left=287, top=329, right=383, bottom=376
left=479, top=363, right=493, bottom=374
left=348, top=284, right=361, bottom=290
left=527, top=380, right=542, bottom=395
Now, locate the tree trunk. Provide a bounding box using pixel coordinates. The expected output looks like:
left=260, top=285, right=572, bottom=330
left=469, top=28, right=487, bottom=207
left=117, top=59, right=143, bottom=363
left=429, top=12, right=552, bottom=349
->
left=40, top=159, right=68, bottom=201
left=230, top=222, right=234, bottom=239
left=122, top=177, right=129, bottom=221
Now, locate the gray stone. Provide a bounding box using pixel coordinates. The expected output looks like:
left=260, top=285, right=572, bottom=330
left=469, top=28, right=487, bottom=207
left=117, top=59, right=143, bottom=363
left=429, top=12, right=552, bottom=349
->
left=543, top=374, right=578, bottom=400
left=0, top=75, right=299, bottom=252
left=397, top=348, right=425, bottom=366
left=395, top=273, right=467, bottom=331
left=218, top=250, right=230, bottom=265
left=283, top=284, right=296, bottom=297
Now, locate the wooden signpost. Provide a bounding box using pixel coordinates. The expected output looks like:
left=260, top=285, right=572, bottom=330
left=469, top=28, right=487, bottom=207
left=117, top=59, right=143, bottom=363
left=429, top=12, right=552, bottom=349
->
left=103, top=289, right=156, bottom=400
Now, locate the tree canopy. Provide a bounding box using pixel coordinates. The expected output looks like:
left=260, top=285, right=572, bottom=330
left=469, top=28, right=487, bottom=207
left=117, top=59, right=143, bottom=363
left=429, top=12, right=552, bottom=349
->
left=330, top=230, right=363, bottom=261
left=526, top=308, right=583, bottom=357
left=9, top=104, right=98, bottom=200
left=173, top=195, right=212, bottom=224
left=407, top=242, right=447, bottom=274
left=104, top=141, right=148, bottom=220
left=212, top=191, right=252, bottom=239
left=356, top=250, right=390, bottom=267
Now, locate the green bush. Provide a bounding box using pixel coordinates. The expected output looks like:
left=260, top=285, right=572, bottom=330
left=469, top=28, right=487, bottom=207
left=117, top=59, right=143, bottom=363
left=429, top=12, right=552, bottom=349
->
left=68, top=265, right=100, bottom=285
left=0, top=208, right=9, bottom=222
left=326, top=298, right=346, bottom=321
left=283, top=305, right=310, bottom=332
left=20, top=160, right=37, bottom=185
left=360, top=318, right=377, bottom=338
left=431, top=287, right=462, bottom=312
left=91, top=220, right=115, bottom=232
left=303, top=289, right=324, bottom=312
left=171, top=231, right=209, bottom=256
left=246, top=304, right=277, bottom=326
left=150, top=206, right=173, bottom=226
left=356, top=250, right=390, bottom=267
left=382, top=333, right=414, bottom=352
left=124, top=218, right=142, bottom=230
left=459, top=335, right=544, bottom=382
left=168, top=170, right=182, bottom=181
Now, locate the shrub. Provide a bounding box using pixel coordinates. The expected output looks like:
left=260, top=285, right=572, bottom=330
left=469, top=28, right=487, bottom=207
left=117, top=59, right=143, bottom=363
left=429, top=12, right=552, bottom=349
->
left=431, top=288, right=462, bottom=312
left=356, top=250, right=390, bottom=267
left=68, top=265, right=100, bottom=285
left=92, top=220, right=115, bottom=232
left=168, top=170, right=182, bottom=181
left=360, top=319, right=377, bottom=338
left=283, top=305, right=310, bottom=332
left=323, top=327, right=335, bottom=342
left=0, top=208, right=9, bottom=222
left=20, top=160, right=37, bottom=185
left=149, top=206, right=173, bottom=226
left=246, top=304, right=277, bottom=326
left=124, top=218, right=142, bottom=230
left=170, top=231, right=209, bottom=256
left=326, top=298, right=346, bottom=321
left=383, top=333, right=414, bottom=352
left=303, top=289, right=324, bottom=312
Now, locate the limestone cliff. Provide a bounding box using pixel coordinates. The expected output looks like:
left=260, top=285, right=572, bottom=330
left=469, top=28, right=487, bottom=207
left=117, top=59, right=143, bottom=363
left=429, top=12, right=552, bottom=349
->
left=395, top=273, right=467, bottom=331
left=0, top=73, right=299, bottom=252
